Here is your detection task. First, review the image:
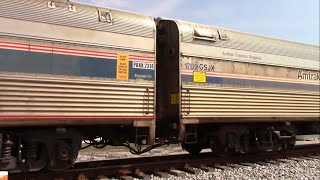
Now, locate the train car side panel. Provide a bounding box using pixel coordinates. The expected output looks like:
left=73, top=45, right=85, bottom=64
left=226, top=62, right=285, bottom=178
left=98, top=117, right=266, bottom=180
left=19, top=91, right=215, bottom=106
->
left=0, top=0, right=156, bottom=126
left=180, top=56, right=320, bottom=121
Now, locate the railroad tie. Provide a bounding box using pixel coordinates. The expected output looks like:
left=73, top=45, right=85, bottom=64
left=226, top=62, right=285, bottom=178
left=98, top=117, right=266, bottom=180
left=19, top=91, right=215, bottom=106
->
left=266, top=160, right=280, bottom=165
left=178, top=164, right=201, bottom=175
left=304, top=157, right=318, bottom=160
left=256, top=161, right=269, bottom=166
left=308, top=155, right=320, bottom=160
left=228, top=164, right=241, bottom=168
left=277, top=159, right=292, bottom=163
left=77, top=173, right=89, bottom=180
left=167, top=169, right=186, bottom=177
left=132, top=169, right=151, bottom=179
left=213, top=165, right=231, bottom=170
left=152, top=171, right=170, bottom=178
left=194, top=164, right=215, bottom=172
left=289, top=158, right=304, bottom=162
left=239, top=162, right=256, bottom=167
left=119, top=175, right=135, bottom=180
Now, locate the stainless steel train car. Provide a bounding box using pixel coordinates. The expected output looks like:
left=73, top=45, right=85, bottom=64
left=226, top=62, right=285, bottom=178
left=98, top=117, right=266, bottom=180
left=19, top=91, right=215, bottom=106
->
left=0, top=0, right=156, bottom=171
left=0, top=0, right=319, bottom=173
left=156, top=19, right=320, bottom=154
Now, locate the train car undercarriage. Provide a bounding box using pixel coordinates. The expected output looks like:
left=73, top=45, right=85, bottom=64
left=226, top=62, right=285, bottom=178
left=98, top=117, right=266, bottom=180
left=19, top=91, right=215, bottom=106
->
left=181, top=121, right=320, bottom=155
left=0, top=125, right=159, bottom=172
left=0, top=128, right=81, bottom=172
left=1, top=121, right=319, bottom=172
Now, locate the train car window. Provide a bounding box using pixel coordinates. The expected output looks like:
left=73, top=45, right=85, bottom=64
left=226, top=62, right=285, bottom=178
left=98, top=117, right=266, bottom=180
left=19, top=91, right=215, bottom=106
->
left=98, top=10, right=113, bottom=24
left=193, top=27, right=217, bottom=42
left=217, top=29, right=228, bottom=40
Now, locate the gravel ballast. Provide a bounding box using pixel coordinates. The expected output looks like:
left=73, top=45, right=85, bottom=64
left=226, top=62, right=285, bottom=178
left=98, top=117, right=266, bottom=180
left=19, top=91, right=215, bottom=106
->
left=77, top=147, right=320, bottom=180
left=152, top=157, right=320, bottom=180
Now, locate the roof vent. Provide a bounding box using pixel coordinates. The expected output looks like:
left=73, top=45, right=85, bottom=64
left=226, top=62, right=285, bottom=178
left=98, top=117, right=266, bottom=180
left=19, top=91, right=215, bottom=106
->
left=47, top=1, right=76, bottom=12
left=193, top=27, right=217, bottom=42
left=217, top=29, right=228, bottom=40
left=98, top=10, right=113, bottom=24
left=47, top=1, right=56, bottom=8
left=68, top=4, right=76, bottom=12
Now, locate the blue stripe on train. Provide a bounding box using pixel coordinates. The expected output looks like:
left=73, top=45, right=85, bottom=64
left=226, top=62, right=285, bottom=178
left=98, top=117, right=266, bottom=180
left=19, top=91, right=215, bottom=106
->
left=0, top=49, right=154, bottom=81
left=181, top=74, right=319, bottom=91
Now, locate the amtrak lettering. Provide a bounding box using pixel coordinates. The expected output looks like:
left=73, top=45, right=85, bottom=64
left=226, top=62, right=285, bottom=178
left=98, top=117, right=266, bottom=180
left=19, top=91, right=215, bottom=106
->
left=298, top=70, right=320, bottom=81
left=222, top=51, right=262, bottom=61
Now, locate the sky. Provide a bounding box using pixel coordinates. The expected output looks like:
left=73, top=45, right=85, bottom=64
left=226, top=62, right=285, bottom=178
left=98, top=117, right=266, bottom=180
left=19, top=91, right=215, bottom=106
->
left=75, top=0, right=319, bottom=45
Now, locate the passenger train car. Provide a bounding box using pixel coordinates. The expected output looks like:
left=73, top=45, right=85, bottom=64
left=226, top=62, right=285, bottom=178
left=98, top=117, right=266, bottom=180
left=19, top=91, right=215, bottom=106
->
left=0, top=0, right=156, bottom=171
left=156, top=19, right=320, bottom=154
left=0, top=0, right=319, bottom=172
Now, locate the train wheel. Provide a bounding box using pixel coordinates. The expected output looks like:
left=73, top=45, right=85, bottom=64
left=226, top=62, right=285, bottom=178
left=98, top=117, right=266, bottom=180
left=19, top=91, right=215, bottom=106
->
left=47, top=140, right=81, bottom=171
left=25, top=143, right=48, bottom=171
left=181, top=142, right=202, bottom=155
left=209, top=136, right=229, bottom=156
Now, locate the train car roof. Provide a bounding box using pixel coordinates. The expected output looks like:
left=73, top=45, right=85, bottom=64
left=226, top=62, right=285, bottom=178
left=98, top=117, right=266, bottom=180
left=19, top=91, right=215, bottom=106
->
left=0, top=0, right=156, bottom=38
left=159, top=18, right=319, bottom=70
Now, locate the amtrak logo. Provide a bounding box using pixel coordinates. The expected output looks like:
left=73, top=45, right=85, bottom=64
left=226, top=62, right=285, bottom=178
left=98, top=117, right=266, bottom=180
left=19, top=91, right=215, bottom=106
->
left=298, top=69, right=320, bottom=81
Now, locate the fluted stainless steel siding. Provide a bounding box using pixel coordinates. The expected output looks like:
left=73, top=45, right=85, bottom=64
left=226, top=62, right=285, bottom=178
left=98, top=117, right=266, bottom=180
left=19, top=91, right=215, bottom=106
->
left=181, top=85, right=320, bottom=118
left=176, top=20, right=319, bottom=61
left=0, top=74, right=154, bottom=119
left=0, top=0, right=155, bottom=38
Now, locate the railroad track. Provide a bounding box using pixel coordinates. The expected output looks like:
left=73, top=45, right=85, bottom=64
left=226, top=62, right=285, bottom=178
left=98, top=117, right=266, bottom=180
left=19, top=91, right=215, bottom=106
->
left=9, top=145, right=320, bottom=180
